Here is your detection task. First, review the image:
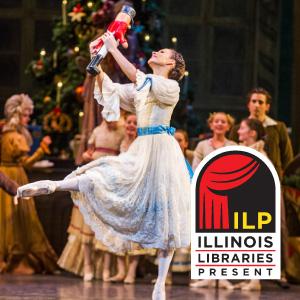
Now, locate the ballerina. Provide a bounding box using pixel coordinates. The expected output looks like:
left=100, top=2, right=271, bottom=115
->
left=17, top=32, right=190, bottom=300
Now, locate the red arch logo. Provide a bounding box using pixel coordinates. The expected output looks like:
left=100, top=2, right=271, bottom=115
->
left=198, top=154, right=260, bottom=230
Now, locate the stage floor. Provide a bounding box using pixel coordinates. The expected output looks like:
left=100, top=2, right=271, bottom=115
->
left=0, top=274, right=299, bottom=299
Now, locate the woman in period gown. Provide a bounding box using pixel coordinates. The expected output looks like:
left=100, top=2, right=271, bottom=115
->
left=18, top=32, right=190, bottom=299
left=0, top=94, right=57, bottom=274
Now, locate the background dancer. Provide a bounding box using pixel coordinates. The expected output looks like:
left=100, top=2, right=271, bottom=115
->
left=190, top=111, right=235, bottom=289
left=0, top=94, right=57, bottom=274
left=235, top=118, right=266, bottom=291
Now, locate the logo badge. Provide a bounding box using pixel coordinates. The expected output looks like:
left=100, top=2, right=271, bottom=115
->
left=191, top=146, right=281, bottom=279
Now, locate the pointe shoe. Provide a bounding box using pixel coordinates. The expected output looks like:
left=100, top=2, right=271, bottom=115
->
left=124, top=274, right=136, bottom=284
left=83, top=272, right=94, bottom=282
left=108, top=273, right=126, bottom=283
left=241, top=280, right=261, bottom=291
left=102, top=270, right=110, bottom=282
left=152, top=283, right=166, bottom=300
left=189, top=279, right=213, bottom=288
left=235, top=280, right=261, bottom=291
left=17, top=180, right=57, bottom=198
left=219, top=279, right=234, bottom=290
left=83, top=263, right=94, bottom=282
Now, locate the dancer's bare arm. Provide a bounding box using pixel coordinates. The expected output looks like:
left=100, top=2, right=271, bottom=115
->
left=90, top=34, right=136, bottom=112
left=95, top=66, right=105, bottom=93
left=102, top=32, right=137, bottom=83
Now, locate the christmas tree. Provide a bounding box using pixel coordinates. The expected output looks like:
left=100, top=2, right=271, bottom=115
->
left=27, top=0, right=163, bottom=157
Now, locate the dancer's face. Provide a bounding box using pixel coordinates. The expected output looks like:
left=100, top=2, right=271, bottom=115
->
left=248, top=93, right=270, bottom=120
left=148, top=49, right=175, bottom=68
left=125, top=114, right=137, bottom=137
left=238, top=120, right=256, bottom=143
left=209, top=113, right=230, bottom=136
left=174, top=131, right=188, bottom=154
left=20, top=110, right=31, bottom=126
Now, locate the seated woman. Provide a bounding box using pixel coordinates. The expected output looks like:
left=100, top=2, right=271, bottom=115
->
left=17, top=32, right=190, bottom=300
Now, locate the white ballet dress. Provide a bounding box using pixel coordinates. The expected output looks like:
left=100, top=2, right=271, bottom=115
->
left=70, top=70, right=191, bottom=253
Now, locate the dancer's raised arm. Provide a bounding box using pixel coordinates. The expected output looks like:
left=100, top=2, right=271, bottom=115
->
left=101, top=32, right=137, bottom=83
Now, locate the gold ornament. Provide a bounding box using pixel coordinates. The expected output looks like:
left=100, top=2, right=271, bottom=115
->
left=68, top=4, right=86, bottom=22
left=43, top=96, right=52, bottom=104
left=43, top=107, right=73, bottom=133
left=74, top=24, right=96, bottom=41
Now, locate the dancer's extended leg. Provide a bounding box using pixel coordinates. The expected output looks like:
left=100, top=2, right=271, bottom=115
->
left=56, top=178, right=80, bottom=191
left=17, top=177, right=81, bottom=198
left=152, top=250, right=174, bottom=300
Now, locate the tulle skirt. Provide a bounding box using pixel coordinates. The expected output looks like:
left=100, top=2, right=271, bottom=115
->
left=70, top=134, right=191, bottom=254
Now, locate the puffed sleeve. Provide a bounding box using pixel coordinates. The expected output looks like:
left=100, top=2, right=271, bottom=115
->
left=19, top=147, right=45, bottom=169
left=94, top=73, right=135, bottom=121
left=0, top=171, right=18, bottom=196
left=9, top=134, right=45, bottom=169
left=150, top=74, right=180, bottom=106
left=9, top=134, right=30, bottom=159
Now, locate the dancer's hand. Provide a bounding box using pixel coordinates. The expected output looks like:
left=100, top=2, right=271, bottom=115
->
left=82, top=150, right=93, bottom=163
left=102, top=32, right=119, bottom=53
left=89, top=32, right=118, bottom=56
left=42, top=136, right=52, bottom=146
left=89, top=36, right=102, bottom=57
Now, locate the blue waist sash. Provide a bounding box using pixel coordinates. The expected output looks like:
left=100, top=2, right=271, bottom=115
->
left=137, top=125, right=193, bottom=180
left=137, top=125, right=175, bottom=136
left=185, top=159, right=194, bottom=180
